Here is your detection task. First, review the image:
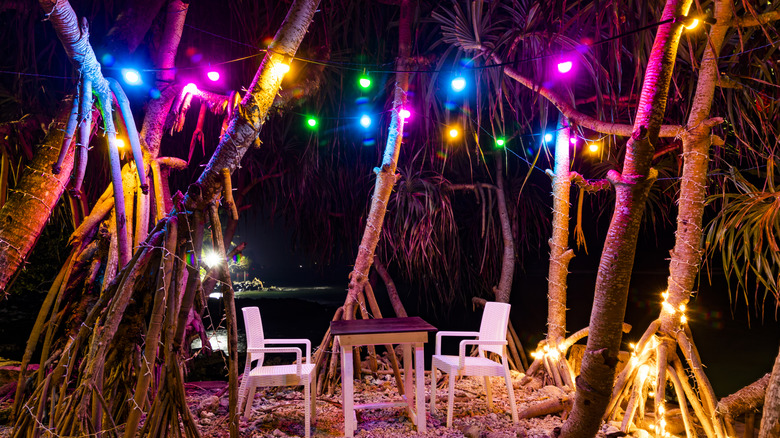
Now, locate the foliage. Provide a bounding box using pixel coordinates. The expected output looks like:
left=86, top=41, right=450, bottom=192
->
left=705, top=166, right=780, bottom=319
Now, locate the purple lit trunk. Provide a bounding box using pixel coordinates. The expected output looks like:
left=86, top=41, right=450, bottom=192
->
left=759, top=345, right=780, bottom=438
left=560, top=0, right=693, bottom=436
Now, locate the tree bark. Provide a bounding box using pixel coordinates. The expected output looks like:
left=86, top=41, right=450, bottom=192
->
left=0, top=99, right=74, bottom=298
left=546, top=116, right=574, bottom=344
left=494, top=151, right=515, bottom=304
left=345, top=0, right=412, bottom=312
left=759, top=345, right=780, bottom=438
left=560, top=0, right=693, bottom=435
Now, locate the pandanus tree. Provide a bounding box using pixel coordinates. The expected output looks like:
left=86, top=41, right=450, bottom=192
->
left=11, top=0, right=320, bottom=436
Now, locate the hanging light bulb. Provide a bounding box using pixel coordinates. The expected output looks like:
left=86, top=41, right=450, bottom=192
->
left=448, top=127, right=460, bottom=138
left=544, top=133, right=553, bottom=143
left=207, top=71, right=220, bottom=81
left=359, top=75, right=372, bottom=89
left=360, top=114, right=372, bottom=128
left=495, top=138, right=505, bottom=147
left=451, top=76, right=466, bottom=92
left=183, top=83, right=198, bottom=94
left=306, top=117, right=318, bottom=128
left=399, top=108, right=411, bottom=120
left=122, top=68, right=142, bottom=85
left=557, top=61, right=573, bottom=73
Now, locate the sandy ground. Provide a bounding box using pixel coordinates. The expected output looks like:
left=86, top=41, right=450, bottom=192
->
left=188, top=371, right=580, bottom=438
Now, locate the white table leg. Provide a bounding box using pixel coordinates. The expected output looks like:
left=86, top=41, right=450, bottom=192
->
left=415, top=342, right=426, bottom=432
left=403, top=343, right=414, bottom=421
left=341, top=341, right=354, bottom=437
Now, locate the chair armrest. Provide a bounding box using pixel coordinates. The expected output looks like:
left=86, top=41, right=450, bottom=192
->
left=263, top=338, right=312, bottom=364
left=248, top=347, right=303, bottom=375
left=435, top=331, right=480, bottom=355
left=458, top=340, right=507, bottom=369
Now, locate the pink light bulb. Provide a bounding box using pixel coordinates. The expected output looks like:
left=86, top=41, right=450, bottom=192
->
left=557, top=61, right=573, bottom=73
left=399, top=109, right=411, bottom=120
left=183, top=83, right=198, bottom=94
left=207, top=71, right=220, bottom=81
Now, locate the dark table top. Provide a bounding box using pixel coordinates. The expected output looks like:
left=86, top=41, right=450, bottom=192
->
left=331, top=317, right=437, bottom=336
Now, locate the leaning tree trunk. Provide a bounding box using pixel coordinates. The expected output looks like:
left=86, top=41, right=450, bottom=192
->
left=0, top=99, right=74, bottom=299
left=759, top=344, right=780, bottom=438
left=344, top=0, right=412, bottom=313
left=560, top=0, right=693, bottom=436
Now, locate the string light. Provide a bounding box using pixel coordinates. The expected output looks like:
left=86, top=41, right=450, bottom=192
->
left=115, top=139, right=126, bottom=149
left=121, top=68, right=141, bottom=85
left=399, top=108, right=411, bottom=120
left=495, top=138, right=505, bottom=147
left=448, top=127, right=460, bottom=138
left=683, top=18, right=700, bottom=29
left=557, top=61, right=573, bottom=73
left=271, top=62, right=290, bottom=78
left=588, top=142, right=599, bottom=152
left=207, top=71, right=220, bottom=81
left=306, top=117, right=318, bottom=128
left=359, top=114, right=372, bottom=128
left=183, top=83, right=198, bottom=94
left=202, top=251, right=222, bottom=268
left=544, top=133, right=553, bottom=143
left=451, top=76, right=466, bottom=92
left=358, top=75, right=372, bottom=89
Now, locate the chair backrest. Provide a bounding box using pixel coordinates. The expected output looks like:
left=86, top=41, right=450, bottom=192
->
left=478, top=302, right=511, bottom=355
left=242, top=306, right=266, bottom=365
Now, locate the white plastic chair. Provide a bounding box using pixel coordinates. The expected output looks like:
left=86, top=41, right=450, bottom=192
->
left=430, top=301, right=518, bottom=428
left=238, top=306, right=316, bottom=438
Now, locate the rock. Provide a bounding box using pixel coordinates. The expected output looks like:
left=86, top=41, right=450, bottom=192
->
left=486, top=432, right=516, bottom=438
left=632, top=429, right=652, bottom=438
left=197, top=395, right=220, bottom=415
left=539, top=385, right=566, bottom=398
left=461, top=424, right=482, bottom=438
left=271, top=428, right=288, bottom=436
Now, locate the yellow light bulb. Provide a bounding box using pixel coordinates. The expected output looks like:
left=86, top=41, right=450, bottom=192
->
left=448, top=128, right=459, bottom=138
left=272, top=62, right=290, bottom=77
left=679, top=303, right=686, bottom=312
left=684, top=18, right=700, bottom=29
left=662, top=291, right=669, bottom=300
left=115, top=138, right=126, bottom=149
left=680, top=315, right=687, bottom=324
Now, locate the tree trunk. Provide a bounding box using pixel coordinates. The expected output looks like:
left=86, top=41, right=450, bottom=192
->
left=759, top=345, right=780, bottom=438
left=0, top=99, right=74, bottom=298
left=546, top=116, right=574, bottom=345
left=183, top=0, right=320, bottom=213
left=560, top=0, right=693, bottom=435
left=345, top=0, right=413, bottom=312
left=494, top=150, right=515, bottom=304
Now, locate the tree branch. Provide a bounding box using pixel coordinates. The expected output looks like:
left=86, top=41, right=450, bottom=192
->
left=484, top=49, right=683, bottom=138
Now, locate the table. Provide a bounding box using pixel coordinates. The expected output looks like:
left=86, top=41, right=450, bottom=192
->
left=331, top=317, right=437, bottom=437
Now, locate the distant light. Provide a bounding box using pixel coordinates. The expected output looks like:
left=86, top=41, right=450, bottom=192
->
left=570, top=137, right=578, bottom=145
left=122, top=68, right=142, bottom=85
left=683, top=18, right=700, bottom=29
left=101, top=53, right=115, bottom=67
left=588, top=142, right=599, bottom=152
left=359, top=76, right=372, bottom=89
left=207, top=71, right=220, bottom=81
left=544, top=133, right=553, bottom=143
left=448, top=128, right=460, bottom=138
left=451, top=76, right=466, bottom=92
left=306, top=117, right=318, bottom=128
left=360, top=114, right=372, bottom=128
left=149, top=88, right=161, bottom=99
left=495, top=138, right=505, bottom=147
left=272, top=62, right=290, bottom=77
left=115, top=138, right=126, bottom=149
left=183, top=83, right=198, bottom=94
left=399, top=109, right=411, bottom=120
left=203, top=251, right=222, bottom=268
left=557, top=61, right=573, bottom=73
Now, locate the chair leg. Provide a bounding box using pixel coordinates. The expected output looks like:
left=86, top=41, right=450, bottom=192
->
left=430, top=364, right=438, bottom=415
left=484, top=376, right=493, bottom=410
left=304, top=380, right=311, bottom=438
left=446, top=371, right=456, bottom=428
left=504, top=365, right=518, bottom=424
left=244, top=384, right=257, bottom=418
left=310, top=377, right=317, bottom=422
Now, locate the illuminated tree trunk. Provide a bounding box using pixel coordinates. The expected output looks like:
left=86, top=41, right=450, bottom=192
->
left=0, top=100, right=74, bottom=299
left=759, top=345, right=780, bottom=438
left=345, top=0, right=412, bottom=313
left=560, top=0, right=693, bottom=435
left=546, top=116, right=573, bottom=345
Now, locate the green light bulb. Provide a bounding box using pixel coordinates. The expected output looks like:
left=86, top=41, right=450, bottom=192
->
left=306, top=117, right=318, bottom=128
left=359, top=76, right=371, bottom=89
left=496, top=138, right=505, bottom=147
